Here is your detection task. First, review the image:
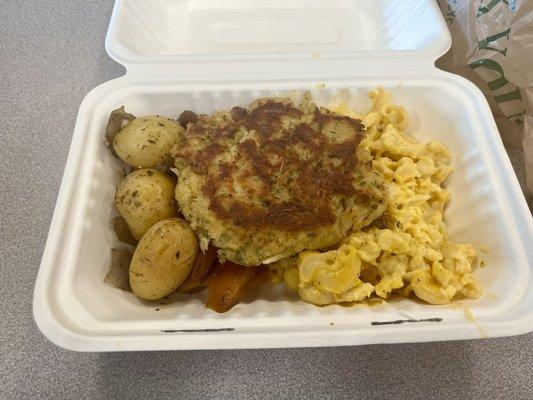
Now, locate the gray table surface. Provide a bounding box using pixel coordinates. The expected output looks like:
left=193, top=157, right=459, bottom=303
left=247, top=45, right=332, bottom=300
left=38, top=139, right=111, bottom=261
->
left=1, top=1, right=532, bottom=399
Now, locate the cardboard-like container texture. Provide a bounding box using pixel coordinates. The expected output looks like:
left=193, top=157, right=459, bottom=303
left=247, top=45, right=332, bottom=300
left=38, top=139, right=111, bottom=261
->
left=33, top=0, right=533, bottom=351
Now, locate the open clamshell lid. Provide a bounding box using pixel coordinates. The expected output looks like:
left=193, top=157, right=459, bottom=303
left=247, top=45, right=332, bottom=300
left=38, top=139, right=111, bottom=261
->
left=105, top=0, right=451, bottom=74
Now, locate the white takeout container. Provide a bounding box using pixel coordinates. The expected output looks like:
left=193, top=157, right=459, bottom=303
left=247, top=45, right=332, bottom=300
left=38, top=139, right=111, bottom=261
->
left=33, top=0, right=533, bottom=351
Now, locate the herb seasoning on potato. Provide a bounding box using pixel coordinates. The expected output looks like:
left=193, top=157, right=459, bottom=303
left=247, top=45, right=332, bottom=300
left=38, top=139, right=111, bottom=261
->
left=115, top=168, right=177, bottom=240
left=129, top=218, right=198, bottom=300
left=113, top=115, right=183, bottom=168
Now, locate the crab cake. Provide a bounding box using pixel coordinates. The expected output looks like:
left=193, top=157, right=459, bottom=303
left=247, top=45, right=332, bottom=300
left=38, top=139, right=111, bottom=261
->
left=172, top=95, right=387, bottom=266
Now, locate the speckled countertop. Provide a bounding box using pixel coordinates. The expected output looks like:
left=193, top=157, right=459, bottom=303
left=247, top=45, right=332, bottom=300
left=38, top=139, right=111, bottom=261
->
left=0, top=1, right=531, bottom=399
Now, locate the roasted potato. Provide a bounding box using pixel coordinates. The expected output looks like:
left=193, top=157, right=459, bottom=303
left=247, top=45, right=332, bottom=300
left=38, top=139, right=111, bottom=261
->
left=115, top=169, right=177, bottom=240
left=113, top=115, right=183, bottom=168
left=129, top=218, right=199, bottom=300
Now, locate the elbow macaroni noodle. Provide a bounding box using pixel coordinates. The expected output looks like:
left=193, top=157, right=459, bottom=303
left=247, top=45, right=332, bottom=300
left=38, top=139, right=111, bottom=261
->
left=279, top=89, right=482, bottom=306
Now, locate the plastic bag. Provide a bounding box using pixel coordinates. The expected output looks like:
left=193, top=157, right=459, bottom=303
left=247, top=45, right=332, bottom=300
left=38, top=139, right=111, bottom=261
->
left=436, top=0, right=533, bottom=191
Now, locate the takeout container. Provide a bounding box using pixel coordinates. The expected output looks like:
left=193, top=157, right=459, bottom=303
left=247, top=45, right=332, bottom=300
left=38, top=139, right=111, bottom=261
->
left=33, top=0, right=533, bottom=351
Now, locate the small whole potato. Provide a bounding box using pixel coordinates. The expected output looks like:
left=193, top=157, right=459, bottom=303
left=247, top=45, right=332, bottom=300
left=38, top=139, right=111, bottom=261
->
left=129, top=218, right=199, bottom=300
left=115, top=169, right=177, bottom=240
left=113, top=115, right=183, bottom=168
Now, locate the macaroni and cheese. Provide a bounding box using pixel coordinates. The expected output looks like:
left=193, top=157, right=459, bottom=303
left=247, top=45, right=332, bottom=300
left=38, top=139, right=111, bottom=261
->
left=282, top=89, right=482, bottom=305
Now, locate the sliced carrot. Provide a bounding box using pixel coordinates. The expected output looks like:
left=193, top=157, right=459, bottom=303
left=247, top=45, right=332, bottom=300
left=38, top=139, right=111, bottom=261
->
left=206, top=262, right=267, bottom=313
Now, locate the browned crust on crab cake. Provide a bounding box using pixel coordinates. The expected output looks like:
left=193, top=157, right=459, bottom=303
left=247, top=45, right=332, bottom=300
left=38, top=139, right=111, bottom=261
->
left=173, top=96, right=387, bottom=265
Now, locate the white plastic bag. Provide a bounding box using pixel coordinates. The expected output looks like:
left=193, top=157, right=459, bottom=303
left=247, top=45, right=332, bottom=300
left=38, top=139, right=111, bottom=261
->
left=437, top=0, right=533, bottom=191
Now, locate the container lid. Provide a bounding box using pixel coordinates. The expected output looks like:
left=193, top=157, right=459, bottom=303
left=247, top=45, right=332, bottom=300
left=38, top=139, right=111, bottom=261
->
left=105, top=0, right=451, bottom=74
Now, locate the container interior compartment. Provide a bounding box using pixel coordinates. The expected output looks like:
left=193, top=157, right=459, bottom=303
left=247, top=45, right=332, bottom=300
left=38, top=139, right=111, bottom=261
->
left=50, top=80, right=529, bottom=336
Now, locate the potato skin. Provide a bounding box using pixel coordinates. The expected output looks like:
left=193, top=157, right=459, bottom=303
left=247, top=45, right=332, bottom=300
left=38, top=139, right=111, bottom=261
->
left=129, top=218, right=199, bottom=300
left=113, top=116, right=183, bottom=168
left=115, top=169, right=177, bottom=240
